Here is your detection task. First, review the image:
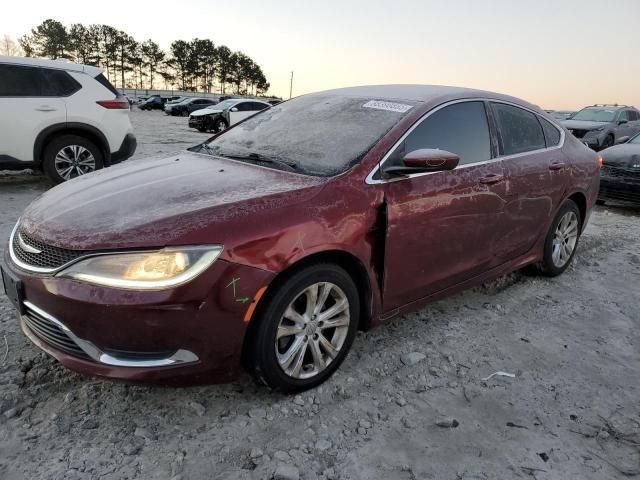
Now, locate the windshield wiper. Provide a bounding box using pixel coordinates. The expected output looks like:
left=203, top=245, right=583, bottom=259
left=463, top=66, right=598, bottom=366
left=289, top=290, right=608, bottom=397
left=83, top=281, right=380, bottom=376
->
left=195, top=143, right=217, bottom=155
left=220, top=152, right=298, bottom=173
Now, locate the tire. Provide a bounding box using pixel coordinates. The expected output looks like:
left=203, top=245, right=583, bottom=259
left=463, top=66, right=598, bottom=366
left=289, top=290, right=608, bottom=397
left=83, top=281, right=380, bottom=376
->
left=601, top=134, right=614, bottom=150
left=42, top=134, right=104, bottom=184
left=214, top=118, right=228, bottom=133
left=530, top=199, right=582, bottom=277
left=247, top=263, right=360, bottom=392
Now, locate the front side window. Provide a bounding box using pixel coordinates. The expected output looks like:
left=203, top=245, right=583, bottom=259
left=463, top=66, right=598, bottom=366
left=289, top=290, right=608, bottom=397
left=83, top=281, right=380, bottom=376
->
left=0, top=64, right=46, bottom=96
left=619, top=110, right=630, bottom=122
left=492, top=103, right=545, bottom=155
left=386, top=101, right=491, bottom=168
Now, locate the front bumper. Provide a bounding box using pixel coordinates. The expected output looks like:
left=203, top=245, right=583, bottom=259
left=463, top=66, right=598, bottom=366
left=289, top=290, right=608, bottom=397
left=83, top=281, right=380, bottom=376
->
left=188, top=116, right=207, bottom=129
left=599, top=175, right=640, bottom=204
left=3, top=252, right=274, bottom=385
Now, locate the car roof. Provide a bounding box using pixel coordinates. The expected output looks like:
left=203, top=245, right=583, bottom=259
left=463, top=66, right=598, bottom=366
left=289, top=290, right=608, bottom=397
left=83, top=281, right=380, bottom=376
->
left=306, top=84, right=542, bottom=111
left=0, top=55, right=103, bottom=77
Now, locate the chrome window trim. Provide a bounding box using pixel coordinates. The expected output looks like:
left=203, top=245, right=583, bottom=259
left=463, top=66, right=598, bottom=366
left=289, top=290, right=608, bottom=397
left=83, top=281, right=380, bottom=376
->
left=22, top=301, right=199, bottom=367
left=365, top=98, right=565, bottom=185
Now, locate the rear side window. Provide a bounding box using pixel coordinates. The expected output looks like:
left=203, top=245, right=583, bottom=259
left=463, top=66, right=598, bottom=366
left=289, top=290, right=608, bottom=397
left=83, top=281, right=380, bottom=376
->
left=388, top=101, right=491, bottom=166
left=94, top=73, right=119, bottom=97
left=248, top=102, right=269, bottom=111
left=540, top=117, right=561, bottom=147
left=41, top=69, right=81, bottom=96
left=492, top=103, right=546, bottom=155
left=0, top=64, right=46, bottom=96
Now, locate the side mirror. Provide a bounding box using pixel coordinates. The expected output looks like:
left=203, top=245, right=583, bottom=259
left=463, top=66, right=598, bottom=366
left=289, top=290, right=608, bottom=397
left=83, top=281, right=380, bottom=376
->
left=618, top=119, right=628, bottom=125
left=230, top=107, right=239, bottom=112
left=384, top=149, right=460, bottom=175
left=615, top=136, right=630, bottom=144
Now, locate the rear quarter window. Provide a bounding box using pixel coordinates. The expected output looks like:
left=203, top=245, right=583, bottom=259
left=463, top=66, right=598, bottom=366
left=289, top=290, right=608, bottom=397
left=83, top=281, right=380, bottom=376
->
left=41, top=69, right=81, bottom=97
left=492, top=103, right=546, bottom=155
left=540, top=117, right=561, bottom=147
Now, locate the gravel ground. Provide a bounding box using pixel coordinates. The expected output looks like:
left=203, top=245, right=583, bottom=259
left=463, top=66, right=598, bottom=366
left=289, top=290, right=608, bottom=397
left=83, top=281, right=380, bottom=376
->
left=0, top=110, right=639, bottom=480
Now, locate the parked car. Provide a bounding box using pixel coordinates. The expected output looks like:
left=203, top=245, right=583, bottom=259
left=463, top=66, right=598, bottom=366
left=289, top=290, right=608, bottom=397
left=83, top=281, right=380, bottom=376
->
left=164, top=96, right=190, bottom=107
left=1, top=85, right=599, bottom=390
left=0, top=56, right=136, bottom=183
left=598, top=132, right=640, bottom=204
left=561, top=104, right=640, bottom=150
left=546, top=110, right=574, bottom=120
left=188, top=99, right=270, bottom=132
left=138, top=95, right=165, bottom=110
left=167, top=97, right=217, bottom=116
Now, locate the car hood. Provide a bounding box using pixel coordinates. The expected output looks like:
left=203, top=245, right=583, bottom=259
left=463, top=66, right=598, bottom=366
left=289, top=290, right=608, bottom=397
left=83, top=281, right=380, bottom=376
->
left=561, top=119, right=608, bottom=130
left=601, top=143, right=640, bottom=168
left=20, top=152, right=325, bottom=250
left=191, top=108, right=222, bottom=117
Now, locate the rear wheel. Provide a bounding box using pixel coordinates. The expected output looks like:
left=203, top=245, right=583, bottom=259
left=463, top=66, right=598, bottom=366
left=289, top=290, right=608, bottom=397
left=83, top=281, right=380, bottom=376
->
left=530, top=199, right=581, bottom=276
left=42, top=135, right=104, bottom=184
left=247, top=264, right=359, bottom=392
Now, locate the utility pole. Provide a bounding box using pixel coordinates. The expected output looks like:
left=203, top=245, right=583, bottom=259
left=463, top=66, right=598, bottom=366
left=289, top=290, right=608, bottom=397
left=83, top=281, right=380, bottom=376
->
left=289, top=71, right=294, bottom=99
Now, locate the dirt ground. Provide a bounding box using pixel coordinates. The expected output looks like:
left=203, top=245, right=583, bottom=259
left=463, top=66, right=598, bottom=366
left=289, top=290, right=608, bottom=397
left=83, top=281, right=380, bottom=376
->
left=0, top=110, right=639, bottom=480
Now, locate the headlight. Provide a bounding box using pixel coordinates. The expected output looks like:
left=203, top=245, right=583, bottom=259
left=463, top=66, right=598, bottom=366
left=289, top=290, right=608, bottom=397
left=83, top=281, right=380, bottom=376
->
left=57, top=246, right=223, bottom=290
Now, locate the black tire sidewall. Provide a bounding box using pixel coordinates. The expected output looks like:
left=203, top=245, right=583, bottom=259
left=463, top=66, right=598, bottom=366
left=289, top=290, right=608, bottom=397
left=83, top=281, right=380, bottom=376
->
left=215, top=118, right=228, bottom=132
left=251, top=264, right=360, bottom=392
left=540, top=199, right=581, bottom=276
left=43, top=134, right=104, bottom=184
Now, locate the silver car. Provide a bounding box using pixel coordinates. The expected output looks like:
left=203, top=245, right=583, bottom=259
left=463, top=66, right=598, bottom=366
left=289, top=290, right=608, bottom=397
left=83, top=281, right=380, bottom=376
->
left=561, top=104, right=640, bottom=150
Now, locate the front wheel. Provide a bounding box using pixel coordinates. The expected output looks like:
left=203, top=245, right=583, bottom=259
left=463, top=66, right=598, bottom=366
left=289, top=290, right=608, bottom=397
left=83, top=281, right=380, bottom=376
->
left=42, top=135, right=104, bottom=184
left=247, top=264, right=359, bottom=392
left=213, top=118, right=228, bottom=133
left=531, top=199, right=582, bottom=276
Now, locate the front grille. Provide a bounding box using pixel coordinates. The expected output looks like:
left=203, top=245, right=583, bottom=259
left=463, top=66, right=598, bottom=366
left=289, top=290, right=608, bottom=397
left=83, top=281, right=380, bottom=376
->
left=23, top=307, right=91, bottom=360
left=599, top=186, right=640, bottom=203
left=601, top=165, right=640, bottom=180
left=12, top=230, right=87, bottom=270
left=570, top=129, right=588, bottom=139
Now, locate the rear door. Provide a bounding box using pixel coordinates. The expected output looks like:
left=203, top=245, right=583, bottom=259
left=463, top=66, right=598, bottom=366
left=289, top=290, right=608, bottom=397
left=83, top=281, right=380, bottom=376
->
left=0, top=64, right=66, bottom=162
left=381, top=101, right=509, bottom=311
left=490, top=102, right=568, bottom=262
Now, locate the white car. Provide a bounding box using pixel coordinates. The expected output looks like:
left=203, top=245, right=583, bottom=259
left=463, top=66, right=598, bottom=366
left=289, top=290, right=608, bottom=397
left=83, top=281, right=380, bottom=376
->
left=188, top=99, right=271, bottom=133
left=0, top=56, right=136, bottom=183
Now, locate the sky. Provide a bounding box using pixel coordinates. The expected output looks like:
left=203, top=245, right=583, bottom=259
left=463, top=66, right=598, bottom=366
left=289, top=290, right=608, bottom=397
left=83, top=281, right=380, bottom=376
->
left=2, top=0, right=640, bottom=109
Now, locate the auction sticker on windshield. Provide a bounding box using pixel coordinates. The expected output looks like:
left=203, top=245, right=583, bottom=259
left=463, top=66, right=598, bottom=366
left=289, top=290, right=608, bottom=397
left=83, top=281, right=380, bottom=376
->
left=363, top=100, right=413, bottom=113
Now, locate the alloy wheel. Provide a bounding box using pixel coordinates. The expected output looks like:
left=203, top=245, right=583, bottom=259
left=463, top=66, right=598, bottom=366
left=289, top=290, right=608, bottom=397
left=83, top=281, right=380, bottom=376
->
left=275, top=282, right=350, bottom=379
left=54, top=145, right=96, bottom=180
left=552, top=211, right=579, bottom=267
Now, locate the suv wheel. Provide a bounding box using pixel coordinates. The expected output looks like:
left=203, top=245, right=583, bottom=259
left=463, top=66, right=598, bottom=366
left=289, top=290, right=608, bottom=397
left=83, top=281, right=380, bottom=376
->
left=43, top=134, right=104, bottom=184
left=247, top=264, right=359, bottom=392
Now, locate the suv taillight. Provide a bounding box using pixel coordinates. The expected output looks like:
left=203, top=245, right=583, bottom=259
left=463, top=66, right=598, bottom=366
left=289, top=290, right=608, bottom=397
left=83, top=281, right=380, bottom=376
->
left=97, top=97, right=130, bottom=109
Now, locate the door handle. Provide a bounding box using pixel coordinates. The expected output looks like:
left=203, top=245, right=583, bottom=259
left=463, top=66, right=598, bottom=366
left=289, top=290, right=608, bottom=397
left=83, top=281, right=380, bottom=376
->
left=478, top=174, right=504, bottom=184
left=35, top=106, right=56, bottom=112
left=549, top=162, right=566, bottom=171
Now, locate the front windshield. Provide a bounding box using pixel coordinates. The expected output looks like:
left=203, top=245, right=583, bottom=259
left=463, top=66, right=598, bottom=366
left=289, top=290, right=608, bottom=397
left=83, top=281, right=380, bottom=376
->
left=571, top=108, right=616, bottom=122
left=205, top=94, right=417, bottom=176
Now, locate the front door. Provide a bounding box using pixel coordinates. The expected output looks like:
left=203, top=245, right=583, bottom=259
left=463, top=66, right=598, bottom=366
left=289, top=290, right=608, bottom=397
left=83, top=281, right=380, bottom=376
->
left=381, top=101, right=508, bottom=312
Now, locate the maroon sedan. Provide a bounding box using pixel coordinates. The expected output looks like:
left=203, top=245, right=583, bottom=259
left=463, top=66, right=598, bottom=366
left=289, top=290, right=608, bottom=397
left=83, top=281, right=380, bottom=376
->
left=1, top=85, right=599, bottom=391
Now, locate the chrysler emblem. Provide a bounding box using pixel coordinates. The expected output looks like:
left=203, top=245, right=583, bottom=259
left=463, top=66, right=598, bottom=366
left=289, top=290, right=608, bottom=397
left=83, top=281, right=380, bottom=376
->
left=17, top=233, right=42, bottom=254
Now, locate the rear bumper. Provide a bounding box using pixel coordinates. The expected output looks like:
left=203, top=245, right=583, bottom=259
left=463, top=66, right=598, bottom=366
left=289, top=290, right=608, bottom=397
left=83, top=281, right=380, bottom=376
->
left=109, top=133, right=137, bottom=165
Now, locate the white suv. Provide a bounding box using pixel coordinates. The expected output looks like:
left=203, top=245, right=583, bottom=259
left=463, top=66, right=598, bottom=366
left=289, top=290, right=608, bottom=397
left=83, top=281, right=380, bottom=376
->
left=0, top=56, right=136, bottom=183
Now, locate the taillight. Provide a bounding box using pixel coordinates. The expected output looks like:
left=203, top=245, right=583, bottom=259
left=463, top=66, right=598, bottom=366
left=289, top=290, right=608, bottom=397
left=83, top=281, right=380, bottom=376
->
left=597, top=155, right=603, bottom=168
left=96, top=97, right=130, bottom=109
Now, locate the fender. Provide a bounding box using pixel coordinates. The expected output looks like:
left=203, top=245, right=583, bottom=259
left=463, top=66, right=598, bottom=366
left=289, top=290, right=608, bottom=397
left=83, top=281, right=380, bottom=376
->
left=33, top=123, right=110, bottom=166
